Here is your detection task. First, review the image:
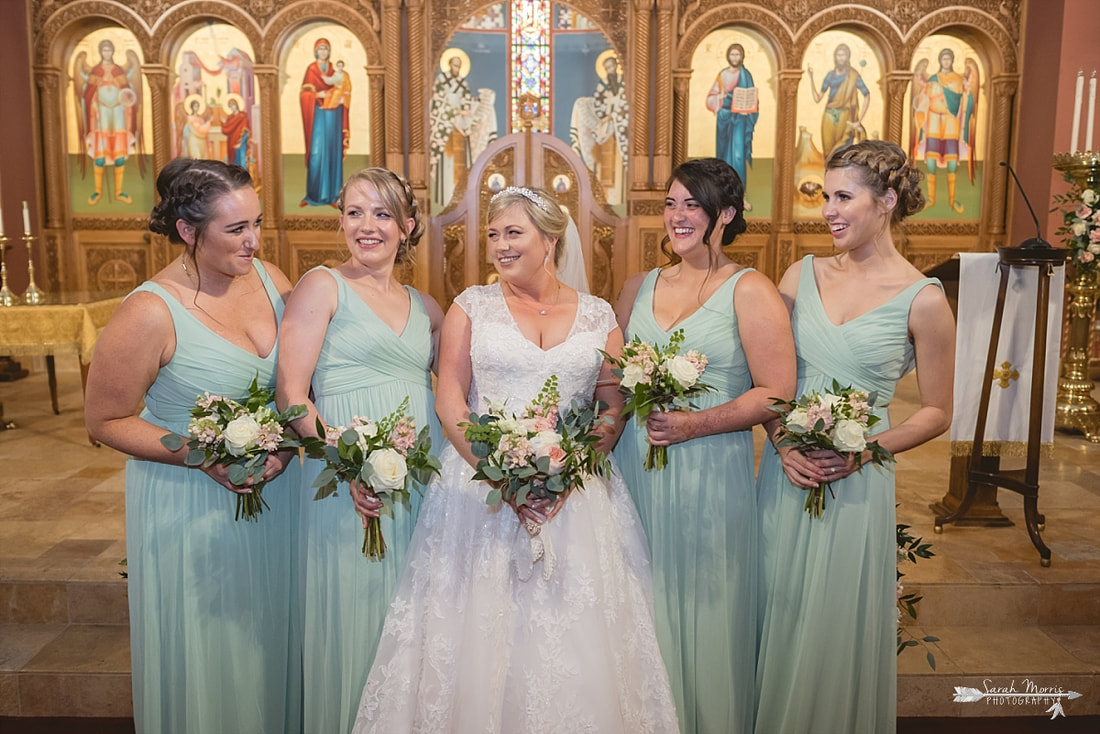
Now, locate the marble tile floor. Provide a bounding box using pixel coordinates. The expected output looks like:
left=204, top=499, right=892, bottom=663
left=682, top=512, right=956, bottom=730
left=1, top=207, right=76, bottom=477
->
left=1, top=359, right=1099, bottom=730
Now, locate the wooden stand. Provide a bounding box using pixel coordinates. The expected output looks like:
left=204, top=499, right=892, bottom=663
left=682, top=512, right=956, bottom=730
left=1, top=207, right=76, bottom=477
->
left=934, top=246, right=1067, bottom=567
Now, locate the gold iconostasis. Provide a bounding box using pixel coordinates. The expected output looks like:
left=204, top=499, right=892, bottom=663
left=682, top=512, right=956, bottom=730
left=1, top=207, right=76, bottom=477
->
left=26, top=0, right=1022, bottom=305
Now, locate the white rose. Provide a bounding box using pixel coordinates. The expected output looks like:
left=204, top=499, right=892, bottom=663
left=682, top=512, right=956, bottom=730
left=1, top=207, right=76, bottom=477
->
left=785, top=407, right=811, bottom=431
left=621, top=363, right=646, bottom=390
left=1089, top=242, right=1100, bottom=255
left=495, top=416, right=521, bottom=435
left=1083, top=188, right=1099, bottom=206
left=366, top=448, right=409, bottom=491
left=667, top=355, right=699, bottom=387
left=820, top=393, right=844, bottom=411
left=528, top=430, right=562, bottom=454
left=223, top=414, right=262, bottom=456
left=1073, top=220, right=1089, bottom=237
left=353, top=421, right=377, bottom=452
left=832, top=419, right=867, bottom=453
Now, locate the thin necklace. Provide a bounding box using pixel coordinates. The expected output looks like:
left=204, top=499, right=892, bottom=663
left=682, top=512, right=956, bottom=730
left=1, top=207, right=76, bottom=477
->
left=181, top=257, right=193, bottom=279
left=504, top=279, right=560, bottom=316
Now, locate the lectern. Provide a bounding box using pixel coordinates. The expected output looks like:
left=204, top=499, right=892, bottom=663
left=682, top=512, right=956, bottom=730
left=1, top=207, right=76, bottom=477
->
left=934, top=245, right=1067, bottom=567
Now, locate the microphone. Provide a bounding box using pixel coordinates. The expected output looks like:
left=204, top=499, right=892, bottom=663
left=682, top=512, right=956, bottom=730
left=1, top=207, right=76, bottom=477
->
left=1000, top=161, right=1049, bottom=249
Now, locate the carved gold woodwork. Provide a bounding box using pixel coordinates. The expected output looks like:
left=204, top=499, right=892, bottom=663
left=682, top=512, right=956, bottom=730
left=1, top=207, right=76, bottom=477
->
left=27, top=0, right=1024, bottom=294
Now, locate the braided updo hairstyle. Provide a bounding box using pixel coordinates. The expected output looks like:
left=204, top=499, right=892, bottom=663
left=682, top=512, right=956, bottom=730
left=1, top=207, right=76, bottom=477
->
left=337, top=168, right=424, bottom=265
left=660, top=158, right=747, bottom=264
left=148, top=158, right=253, bottom=248
left=825, top=140, right=925, bottom=225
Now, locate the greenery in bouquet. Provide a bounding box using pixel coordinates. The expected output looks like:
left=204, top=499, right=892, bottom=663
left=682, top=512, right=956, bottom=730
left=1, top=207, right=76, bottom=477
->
left=768, top=379, right=895, bottom=519
left=600, top=328, right=713, bottom=470
left=1053, top=184, right=1100, bottom=274
left=896, top=517, right=938, bottom=670
left=300, top=396, right=440, bottom=560
left=160, top=376, right=306, bottom=522
left=461, top=375, right=611, bottom=510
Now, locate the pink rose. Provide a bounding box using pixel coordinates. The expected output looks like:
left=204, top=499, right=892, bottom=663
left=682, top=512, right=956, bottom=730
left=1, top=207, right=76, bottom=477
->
left=1080, top=251, right=1096, bottom=263
left=1077, top=203, right=1092, bottom=219
left=1089, top=227, right=1100, bottom=243
left=543, top=444, right=567, bottom=475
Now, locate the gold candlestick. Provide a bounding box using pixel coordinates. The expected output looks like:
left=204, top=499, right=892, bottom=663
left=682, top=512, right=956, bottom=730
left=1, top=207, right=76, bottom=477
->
left=21, top=234, right=44, bottom=306
left=1051, top=151, right=1100, bottom=442
left=0, top=235, right=14, bottom=306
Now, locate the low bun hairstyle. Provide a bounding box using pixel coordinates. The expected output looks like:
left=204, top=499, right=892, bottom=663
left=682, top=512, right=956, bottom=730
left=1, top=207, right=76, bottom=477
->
left=825, top=140, right=925, bottom=224
left=660, top=158, right=747, bottom=264
left=487, top=186, right=569, bottom=266
left=337, top=168, right=424, bottom=265
left=148, top=158, right=253, bottom=247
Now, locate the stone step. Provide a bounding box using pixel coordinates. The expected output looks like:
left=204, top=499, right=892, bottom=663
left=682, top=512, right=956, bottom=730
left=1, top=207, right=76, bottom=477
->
left=898, top=624, right=1100, bottom=719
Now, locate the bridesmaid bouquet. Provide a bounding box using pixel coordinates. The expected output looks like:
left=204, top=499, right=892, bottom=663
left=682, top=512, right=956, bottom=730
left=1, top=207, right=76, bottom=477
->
left=768, top=380, right=895, bottom=518
left=160, top=376, right=307, bottom=522
left=600, top=328, right=713, bottom=470
left=301, top=396, right=440, bottom=560
left=461, top=375, right=611, bottom=526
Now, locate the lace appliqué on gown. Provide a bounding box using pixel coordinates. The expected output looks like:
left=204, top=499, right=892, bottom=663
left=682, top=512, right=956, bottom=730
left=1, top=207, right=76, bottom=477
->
left=353, top=284, right=679, bottom=734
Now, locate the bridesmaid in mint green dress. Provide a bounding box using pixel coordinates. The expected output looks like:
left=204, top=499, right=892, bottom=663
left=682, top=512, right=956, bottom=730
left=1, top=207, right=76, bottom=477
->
left=755, top=141, right=954, bottom=734
left=615, top=158, right=796, bottom=734
left=85, top=159, right=301, bottom=733
left=278, top=168, right=442, bottom=734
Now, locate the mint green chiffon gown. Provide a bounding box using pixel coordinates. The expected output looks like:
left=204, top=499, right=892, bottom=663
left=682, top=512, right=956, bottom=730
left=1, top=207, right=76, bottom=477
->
left=300, top=267, right=441, bottom=734
left=125, top=261, right=301, bottom=734
left=755, top=255, right=941, bottom=734
left=615, top=267, right=758, bottom=734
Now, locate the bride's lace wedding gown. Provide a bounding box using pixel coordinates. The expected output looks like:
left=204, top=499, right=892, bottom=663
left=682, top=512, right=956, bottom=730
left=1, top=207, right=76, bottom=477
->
left=352, top=284, right=679, bottom=733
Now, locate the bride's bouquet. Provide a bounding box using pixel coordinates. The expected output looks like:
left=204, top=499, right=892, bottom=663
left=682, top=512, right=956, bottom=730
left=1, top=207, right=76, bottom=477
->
left=461, top=375, right=611, bottom=527
left=600, top=328, right=713, bottom=470
left=768, top=379, right=894, bottom=519
left=301, top=396, right=440, bottom=560
left=160, top=376, right=307, bottom=521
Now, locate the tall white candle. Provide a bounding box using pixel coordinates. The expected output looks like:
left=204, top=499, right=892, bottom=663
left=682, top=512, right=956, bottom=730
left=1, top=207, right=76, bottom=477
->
left=21, top=201, right=30, bottom=235
left=1072, top=69, right=1084, bottom=153
left=0, top=205, right=5, bottom=237
left=1088, top=71, right=1098, bottom=152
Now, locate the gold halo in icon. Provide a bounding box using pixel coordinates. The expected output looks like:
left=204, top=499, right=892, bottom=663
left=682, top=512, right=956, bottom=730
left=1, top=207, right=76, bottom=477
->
left=440, top=47, right=471, bottom=78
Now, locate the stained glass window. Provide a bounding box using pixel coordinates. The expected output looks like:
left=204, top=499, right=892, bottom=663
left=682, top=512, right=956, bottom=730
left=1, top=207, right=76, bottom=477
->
left=511, top=0, right=550, bottom=131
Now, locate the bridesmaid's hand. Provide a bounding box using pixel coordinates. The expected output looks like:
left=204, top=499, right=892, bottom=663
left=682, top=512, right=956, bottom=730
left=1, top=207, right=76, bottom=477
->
left=778, top=447, right=827, bottom=489
left=202, top=463, right=254, bottom=494
left=803, top=449, right=860, bottom=482
left=202, top=452, right=290, bottom=495
left=350, top=480, right=383, bottom=525
left=644, top=409, right=695, bottom=447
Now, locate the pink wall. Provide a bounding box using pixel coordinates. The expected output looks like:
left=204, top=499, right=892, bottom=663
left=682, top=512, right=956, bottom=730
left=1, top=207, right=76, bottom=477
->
left=0, top=0, right=37, bottom=292
left=1012, top=0, right=1100, bottom=246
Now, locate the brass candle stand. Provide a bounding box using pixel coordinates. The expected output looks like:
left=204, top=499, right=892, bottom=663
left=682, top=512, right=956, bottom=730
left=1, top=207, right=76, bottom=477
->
left=1051, top=151, right=1100, bottom=442
left=0, top=234, right=14, bottom=306
left=21, top=233, right=44, bottom=306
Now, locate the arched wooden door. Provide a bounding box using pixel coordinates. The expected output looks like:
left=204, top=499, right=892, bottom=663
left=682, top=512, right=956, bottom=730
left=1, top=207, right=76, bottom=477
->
left=429, top=130, right=625, bottom=306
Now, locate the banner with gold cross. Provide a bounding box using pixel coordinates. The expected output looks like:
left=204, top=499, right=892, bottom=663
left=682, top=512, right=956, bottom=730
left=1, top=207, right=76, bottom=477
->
left=950, top=252, right=1066, bottom=456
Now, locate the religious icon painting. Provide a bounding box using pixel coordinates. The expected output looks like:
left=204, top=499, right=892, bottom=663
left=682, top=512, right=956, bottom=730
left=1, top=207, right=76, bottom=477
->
left=171, top=24, right=260, bottom=188
left=66, top=27, right=152, bottom=214
left=906, top=35, right=985, bottom=220
left=280, top=24, right=370, bottom=214
left=554, top=22, right=627, bottom=209
left=794, top=31, right=884, bottom=219
left=688, top=26, right=777, bottom=219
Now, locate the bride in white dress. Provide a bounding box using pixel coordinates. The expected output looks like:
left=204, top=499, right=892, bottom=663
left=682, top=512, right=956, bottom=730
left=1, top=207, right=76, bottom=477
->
left=352, top=186, right=679, bottom=733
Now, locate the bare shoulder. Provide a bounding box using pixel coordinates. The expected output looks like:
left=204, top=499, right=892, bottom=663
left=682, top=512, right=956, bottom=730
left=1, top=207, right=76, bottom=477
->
left=614, top=270, right=650, bottom=322
left=258, top=259, right=294, bottom=298
left=415, top=288, right=445, bottom=326
left=112, top=289, right=174, bottom=333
